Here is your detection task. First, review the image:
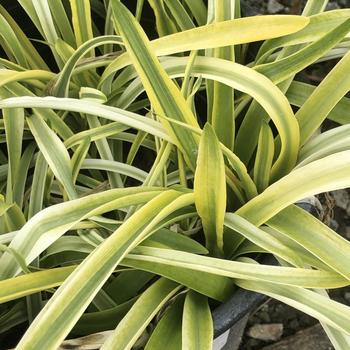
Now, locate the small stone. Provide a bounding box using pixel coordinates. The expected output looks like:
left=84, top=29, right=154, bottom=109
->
left=344, top=292, right=350, bottom=302
left=345, top=227, right=350, bottom=239
left=260, top=324, right=332, bottom=350
left=326, top=2, right=341, bottom=10
left=330, top=219, right=339, bottom=231
left=289, top=319, right=300, bottom=331
left=339, top=0, right=349, bottom=7
left=330, top=190, right=349, bottom=211
left=267, top=0, right=285, bottom=13
left=247, top=324, right=283, bottom=342
left=259, top=311, right=271, bottom=323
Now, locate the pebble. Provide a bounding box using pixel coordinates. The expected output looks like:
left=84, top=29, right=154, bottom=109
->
left=330, top=190, right=349, bottom=211
left=289, top=319, right=300, bottom=331
left=247, top=323, right=284, bottom=342
left=267, top=0, right=285, bottom=13
left=345, top=227, right=350, bottom=239
left=326, top=2, right=341, bottom=10
left=344, top=292, right=350, bottom=303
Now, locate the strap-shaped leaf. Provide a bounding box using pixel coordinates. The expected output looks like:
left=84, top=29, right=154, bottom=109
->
left=26, top=113, right=77, bottom=200
left=209, top=1, right=235, bottom=150
left=31, top=0, right=63, bottom=68
left=255, top=19, right=350, bottom=84
left=115, top=54, right=300, bottom=181
left=52, top=35, right=123, bottom=97
left=163, top=0, right=195, bottom=31
left=101, top=278, right=181, bottom=350
left=237, top=279, right=350, bottom=334
left=0, top=4, right=48, bottom=69
left=182, top=291, right=213, bottom=350
left=3, top=107, right=24, bottom=203
left=145, top=295, right=183, bottom=350
left=123, top=253, right=234, bottom=302
left=0, top=188, right=162, bottom=279
left=148, top=0, right=177, bottom=36
left=81, top=159, right=148, bottom=183
left=128, top=247, right=348, bottom=289
left=194, top=124, right=226, bottom=255
left=297, top=50, right=350, bottom=145
left=71, top=137, right=91, bottom=183
left=268, top=205, right=350, bottom=280
left=237, top=150, right=350, bottom=226
left=298, top=124, right=350, bottom=167
left=224, top=213, right=303, bottom=267
left=15, top=192, right=189, bottom=349
left=286, top=81, right=350, bottom=125
left=0, top=13, right=28, bottom=67
left=100, top=15, right=309, bottom=84
left=69, top=0, right=94, bottom=49
left=0, top=96, right=169, bottom=141
left=80, top=87, right=123, bottom=188
left=111, top=0, right=199, bottom=170
left=253, top=122, right=274, bottom=192
left=0, top=266, right=75, bottom=303
left=47, top=0, right=75, bottom=47
left=257, top=10, right=350, bottom=61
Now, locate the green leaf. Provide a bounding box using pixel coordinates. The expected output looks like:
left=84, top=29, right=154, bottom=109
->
left=0, top=267, right=75, bottom=304
left=47, top=0, right=75, bottom=47
left=105, top=270, right=154, bottom=305
left=13, top=143, right=36, bottom=208
left=298, top=124, right=350, bottom=167
left=209, top=1, right=235, bottom=150
left=194, top=123, right=226, bottom=255
left=101, top=278, right=181, bottom=350
left=101, top=15, right=310, bottom=84
left=111, top=0, right=200, bottom=170
left=26, top=113, right=77, bottom=200
left=142, top=228, right=208, bottom=254
left=0, top=4, right=48, bottom=69
left=0, top=13, right=28, bottom=67
left=31, top=0, right=64, bottom=68
left=297, top=50, right=350, bottom=145
left=123, top=252, right=234, bottom=302
left=52, top=35, right=123, bottom=97
left=237, top=150, right=350, bottom=226
left=163, top=0, right=195, bottom=31
left=268, top=205, right=350, bottom=281
left=0, top=96, right=170, bottom=142
left=3, top=107, right=24, bottom=203
left=237, top=278, right=350, bottom=334
left=128, top=246, right=348, bottom=289
left=80, top=159, right=148, bottom=183
left=253, top=122, right=274, bottom=192
left=145, top=295, right=183, bottom=350
left=15, top=191, right=186, bottom=349
left=70, top=0, right=94, bottom=49
left=286, top=81, right=350, bottom=125
left=0, top=188, right=162, bottom=279
left=257, top=10, right=350, bottom=61
left=148, top=0, right=177, bottom=37
left=71, top=137, right=91, bottom=183
left=254, top=19, right=350, bottom=84
left=224, top=213, right=303, bottom=267
left=28, top=153, right=47, bottom=219
left=116, top=54, right=300, bottom=180
left=182, top=291, right=213, bottom=350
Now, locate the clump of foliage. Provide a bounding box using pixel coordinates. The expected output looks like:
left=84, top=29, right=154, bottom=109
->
left=0, top=0, right=350, bottom=349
